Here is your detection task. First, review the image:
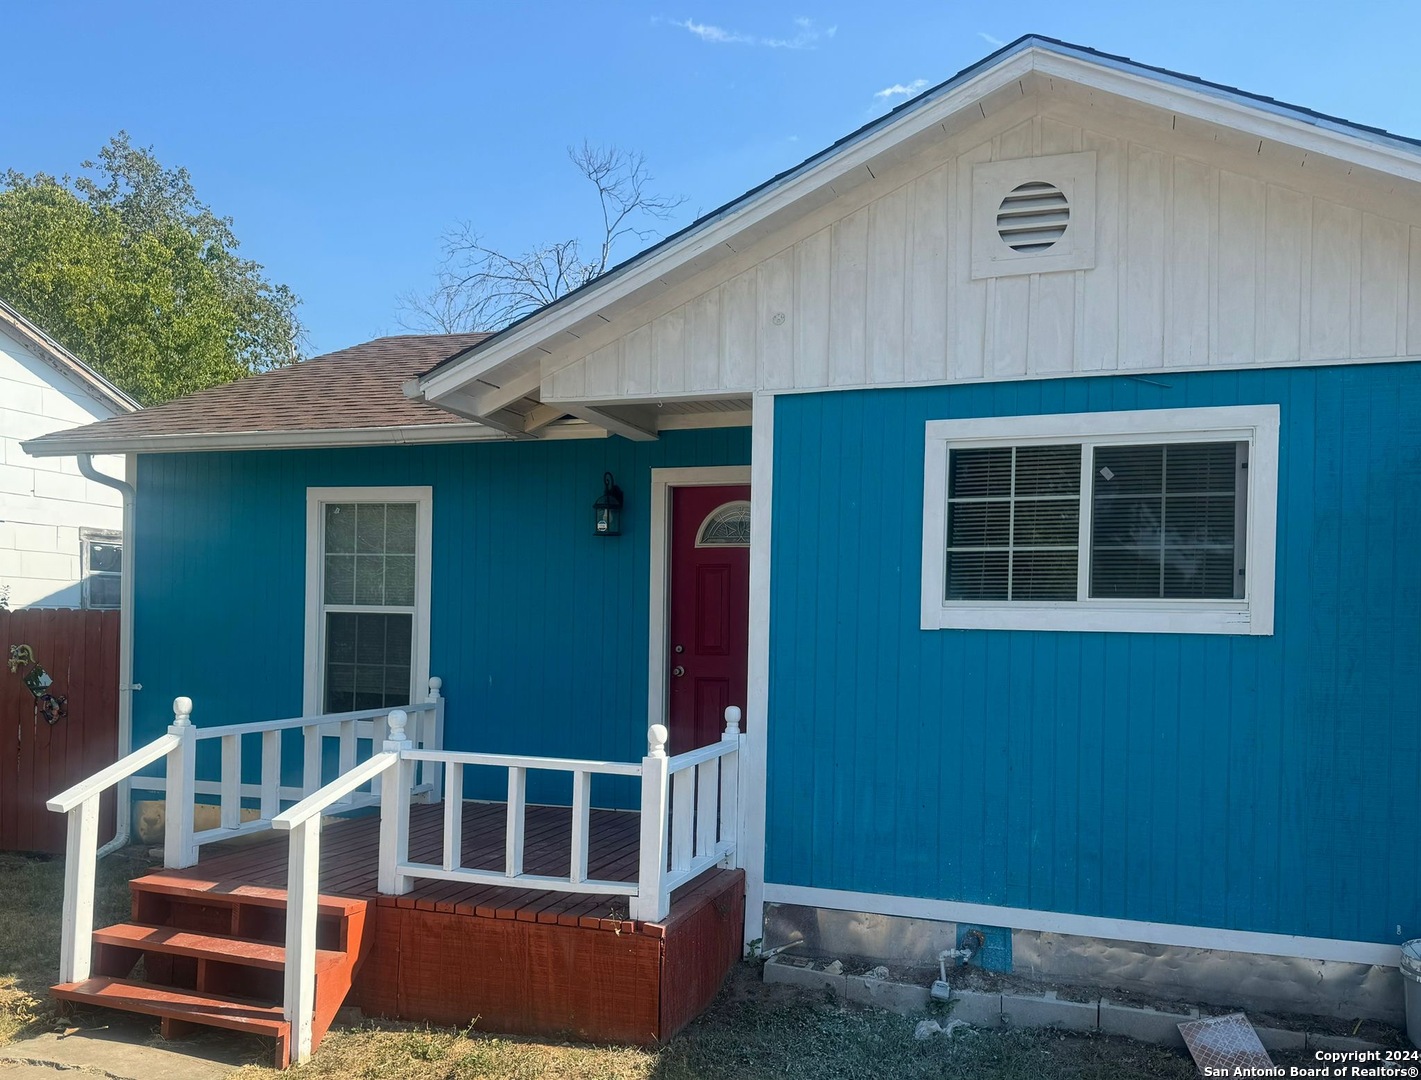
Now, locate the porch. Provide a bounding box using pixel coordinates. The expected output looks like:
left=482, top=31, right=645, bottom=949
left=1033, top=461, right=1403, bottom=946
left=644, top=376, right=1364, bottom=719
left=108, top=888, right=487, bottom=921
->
left=46, top=685, right=746, bottom=1067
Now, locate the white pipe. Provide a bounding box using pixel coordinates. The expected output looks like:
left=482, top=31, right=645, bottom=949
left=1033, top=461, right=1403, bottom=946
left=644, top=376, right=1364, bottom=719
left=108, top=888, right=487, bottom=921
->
left=76, top=453, right=137, bottom=858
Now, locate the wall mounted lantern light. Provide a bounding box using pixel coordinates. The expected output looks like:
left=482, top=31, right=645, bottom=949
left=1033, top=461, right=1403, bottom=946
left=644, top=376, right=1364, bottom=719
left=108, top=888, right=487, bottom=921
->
left=594, top=472, right=624, bottom=537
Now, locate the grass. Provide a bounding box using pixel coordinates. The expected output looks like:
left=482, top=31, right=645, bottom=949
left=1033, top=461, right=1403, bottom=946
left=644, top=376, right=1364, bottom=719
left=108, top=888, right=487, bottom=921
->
left=0, top=847, right=148, bottom=1044
left=220, top=972, right=1203, bottom=1080
left=0, top=847, right=1224, bottom=1078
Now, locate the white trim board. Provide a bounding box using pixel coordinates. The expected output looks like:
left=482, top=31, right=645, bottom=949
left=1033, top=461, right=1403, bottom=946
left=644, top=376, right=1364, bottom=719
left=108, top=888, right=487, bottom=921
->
left=303, top=487, right=434, bottom=717
left=763, top=883, right=1401, bottom=968
left=753, top=355, right=1421, bottom=401
left=743, top=393, right=775, bottom=947
left=646, top=466, right=753, bottom=737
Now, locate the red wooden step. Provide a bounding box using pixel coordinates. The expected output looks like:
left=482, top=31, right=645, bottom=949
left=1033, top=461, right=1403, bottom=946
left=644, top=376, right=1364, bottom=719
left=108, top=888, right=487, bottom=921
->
left=53, top=977, right=291, bottom=1065
left=92, top=923, right=345, bottom=973
left=129, top=874, right=367, bottom=917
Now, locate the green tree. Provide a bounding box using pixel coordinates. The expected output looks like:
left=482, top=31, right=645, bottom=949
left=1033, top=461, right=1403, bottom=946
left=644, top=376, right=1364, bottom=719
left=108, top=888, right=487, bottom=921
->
left=0, top=133, right=302, bottom=405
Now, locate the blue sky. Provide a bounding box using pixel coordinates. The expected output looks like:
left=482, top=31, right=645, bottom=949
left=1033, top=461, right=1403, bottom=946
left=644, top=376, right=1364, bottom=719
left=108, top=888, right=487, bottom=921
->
left=3, top=1, right=1419, bottom=357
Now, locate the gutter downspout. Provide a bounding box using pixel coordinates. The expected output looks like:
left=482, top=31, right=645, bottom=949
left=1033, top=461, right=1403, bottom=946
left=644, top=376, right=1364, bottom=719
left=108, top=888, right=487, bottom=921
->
left=77, top=452, right=137, bottom=858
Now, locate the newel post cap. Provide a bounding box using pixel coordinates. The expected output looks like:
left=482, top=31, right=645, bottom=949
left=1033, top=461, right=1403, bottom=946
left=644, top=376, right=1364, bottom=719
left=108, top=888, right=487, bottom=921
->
left=172, top=697, right=193, bottom=726
left=427, top=676, right=443, bottom=700
left=388, top=709, right=409, bottom=742
left=647, top=724, right=669, bottom=759
left=724, top=706, right=742, bottom=736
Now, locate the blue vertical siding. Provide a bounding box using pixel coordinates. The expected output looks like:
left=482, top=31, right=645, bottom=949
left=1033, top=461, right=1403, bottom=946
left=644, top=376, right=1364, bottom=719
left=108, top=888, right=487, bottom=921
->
left=133, top=428, right=750, bottom=808
left=767, top=363, right=1421, bottom=945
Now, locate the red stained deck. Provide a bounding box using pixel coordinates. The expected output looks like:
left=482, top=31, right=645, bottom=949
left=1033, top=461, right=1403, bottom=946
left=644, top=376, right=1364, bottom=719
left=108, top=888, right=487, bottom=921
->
left=142, top=801, right=744, bottom=1046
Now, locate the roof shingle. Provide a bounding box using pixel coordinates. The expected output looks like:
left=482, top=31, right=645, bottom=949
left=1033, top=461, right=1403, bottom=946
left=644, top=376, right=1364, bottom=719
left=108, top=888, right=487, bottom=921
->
left=23, top=333, right=489, bottom=454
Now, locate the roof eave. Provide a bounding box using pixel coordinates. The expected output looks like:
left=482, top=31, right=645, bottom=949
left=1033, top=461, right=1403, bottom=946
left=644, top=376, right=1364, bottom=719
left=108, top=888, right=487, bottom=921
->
left=415, top=37, right=1421, bottom=414
left=20, top=421, right=512, bottom=458
left=417, top=45, right=1040, bottom=403
left=0, top=301, right=140, bottom=415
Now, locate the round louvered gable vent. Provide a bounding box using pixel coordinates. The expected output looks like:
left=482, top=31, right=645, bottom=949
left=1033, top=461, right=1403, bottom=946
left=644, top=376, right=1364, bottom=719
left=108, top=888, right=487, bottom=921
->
left=996, top=181, right=1070, bottom=253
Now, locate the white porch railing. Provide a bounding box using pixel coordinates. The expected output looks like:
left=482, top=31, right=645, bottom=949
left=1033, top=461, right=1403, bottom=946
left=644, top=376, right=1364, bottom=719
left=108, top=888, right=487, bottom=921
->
left=272, top=705, right=745, bottom=1063
left=45, top=678, right=445, bottom=985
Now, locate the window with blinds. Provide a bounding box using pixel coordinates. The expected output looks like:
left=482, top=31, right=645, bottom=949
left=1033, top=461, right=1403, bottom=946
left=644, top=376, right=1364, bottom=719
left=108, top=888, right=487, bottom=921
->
left=1090, top=442, right=1245, bottom=601
left=923, top=405, right=1278, bottom=636
left=946, top=445, right=1081, bottom=601
left=945, top=440, right=1246, bottom=604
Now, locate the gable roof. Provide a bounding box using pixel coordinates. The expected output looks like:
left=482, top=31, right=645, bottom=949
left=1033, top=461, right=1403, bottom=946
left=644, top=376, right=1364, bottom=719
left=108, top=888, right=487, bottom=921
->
left=22, top=333, right=492, bottom=457
left=413, top=34, right=1421, bottom=428
left=0, top=298, right=139, bottom=416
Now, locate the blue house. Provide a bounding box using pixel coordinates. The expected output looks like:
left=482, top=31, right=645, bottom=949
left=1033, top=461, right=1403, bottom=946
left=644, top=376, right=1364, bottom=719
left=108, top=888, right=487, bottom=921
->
left=26, top=36, right=1421, bottom=1060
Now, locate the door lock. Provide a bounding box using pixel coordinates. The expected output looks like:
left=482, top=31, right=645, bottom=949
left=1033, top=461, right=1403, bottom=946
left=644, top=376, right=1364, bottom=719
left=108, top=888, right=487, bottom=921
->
left=671, top=665, right=686, bottom=678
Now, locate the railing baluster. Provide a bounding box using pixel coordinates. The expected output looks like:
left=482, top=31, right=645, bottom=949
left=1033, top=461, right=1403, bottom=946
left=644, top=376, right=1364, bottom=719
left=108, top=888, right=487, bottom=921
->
left=57, top=794, right=99, bottom=983
left=505, top=767, right=526, bottom=877
left=337, top=720, right=356, bottom=804
left=220, top=734, right=241, bottom=830
left=671, top=767, right=694, bottom=872
left=570, top=770, right=591, bottom=885
left=302, top=724, right=322, bottom=797
left=425, top=677, right=445, bottom=803
left=164, top=697, right=197, bottom=869
left=695, top=759, right=718, bottom=859
left=633, top=726, right=670, bottom=922
left=283, top=815, right=321, bottom=1064
left=260, top=729, right=281, bottom=820
left=442, top=762, right=464, bottom=871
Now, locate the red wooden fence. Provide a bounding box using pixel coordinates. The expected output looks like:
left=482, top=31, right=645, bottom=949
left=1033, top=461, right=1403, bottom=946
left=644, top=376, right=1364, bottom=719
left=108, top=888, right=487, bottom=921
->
left=0, top=608, right=119, bottom=854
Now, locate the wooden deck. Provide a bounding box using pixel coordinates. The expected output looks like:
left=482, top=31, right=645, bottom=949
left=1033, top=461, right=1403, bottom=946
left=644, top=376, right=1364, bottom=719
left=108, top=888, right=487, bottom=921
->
left=139, top=800, right=745, bottom=1046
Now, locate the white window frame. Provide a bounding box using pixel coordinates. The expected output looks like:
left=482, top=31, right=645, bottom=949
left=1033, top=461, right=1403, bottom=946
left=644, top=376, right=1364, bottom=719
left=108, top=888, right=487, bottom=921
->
left=303, top=486, right=434, bottom=715
left=921, top=405, right=1279, bottom=635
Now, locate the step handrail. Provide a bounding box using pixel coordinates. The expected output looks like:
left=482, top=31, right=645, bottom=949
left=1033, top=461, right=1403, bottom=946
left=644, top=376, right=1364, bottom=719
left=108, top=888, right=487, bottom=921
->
left=271, top=752, right=399, bottom=831
left=45, top=728, right=185, bottom=985
left=270, top=711, right=413, bottom=1064
left=47, top=732, right=181, bottom=815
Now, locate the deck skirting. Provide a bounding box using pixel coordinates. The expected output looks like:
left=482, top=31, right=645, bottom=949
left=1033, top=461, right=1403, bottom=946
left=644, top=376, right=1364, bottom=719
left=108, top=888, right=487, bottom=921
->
left=352, top=868, right=744, bottom=1044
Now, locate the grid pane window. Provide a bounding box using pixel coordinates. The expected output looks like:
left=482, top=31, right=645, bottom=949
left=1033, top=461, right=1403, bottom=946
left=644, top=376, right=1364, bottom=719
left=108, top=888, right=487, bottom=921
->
left=324, top=613, right=413, bottom=712
left=321, top=500, right=418, bottom=711
left=82, top=533, right=122, bottom=610
left=1090, top=442, right=1244, bottom=600
left=945, top=445, right=1081, bottom=602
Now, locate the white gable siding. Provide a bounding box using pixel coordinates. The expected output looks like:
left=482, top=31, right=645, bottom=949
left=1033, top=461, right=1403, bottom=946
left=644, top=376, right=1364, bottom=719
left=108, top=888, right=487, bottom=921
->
left=544, top=103, right=1421, bottom=404
left=0, top=330, right=124, bottom=608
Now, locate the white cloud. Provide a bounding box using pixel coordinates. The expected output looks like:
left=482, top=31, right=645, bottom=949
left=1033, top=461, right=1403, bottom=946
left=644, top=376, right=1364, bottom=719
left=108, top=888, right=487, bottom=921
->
left=668, top=16, right=836, bottom=49
left=874, top=79, right=929, bottom=101
left=978, top=32, right=1006, bottom=47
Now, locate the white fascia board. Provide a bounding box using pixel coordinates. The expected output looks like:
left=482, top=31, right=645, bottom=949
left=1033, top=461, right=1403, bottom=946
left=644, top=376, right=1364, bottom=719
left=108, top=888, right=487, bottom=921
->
left=415, top=53, right=1037, bottom=402
left=1034, top=50, right=1421, bottom=184
left=21, top=422, right=514, bottom=457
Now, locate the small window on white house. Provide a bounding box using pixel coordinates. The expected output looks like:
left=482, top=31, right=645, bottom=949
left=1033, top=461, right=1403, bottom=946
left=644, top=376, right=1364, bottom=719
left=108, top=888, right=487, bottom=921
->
left=922, top=406, right=1279, bottom=635
left=81, top=530, right=122, bottom=610
left=305, top=488, right=432, bottom=715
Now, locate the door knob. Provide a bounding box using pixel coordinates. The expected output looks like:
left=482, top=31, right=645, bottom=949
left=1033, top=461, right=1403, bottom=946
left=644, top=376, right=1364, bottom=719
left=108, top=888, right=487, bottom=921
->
left=671, top=665, right=686, bottom=678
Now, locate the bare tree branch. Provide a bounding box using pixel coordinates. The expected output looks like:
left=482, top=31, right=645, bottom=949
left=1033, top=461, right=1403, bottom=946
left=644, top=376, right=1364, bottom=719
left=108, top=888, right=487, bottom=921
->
left=397, top=145, right=686, bottom=333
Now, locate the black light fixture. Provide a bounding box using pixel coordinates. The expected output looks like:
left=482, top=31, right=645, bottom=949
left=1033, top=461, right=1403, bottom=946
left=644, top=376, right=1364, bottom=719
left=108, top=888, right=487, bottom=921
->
left=593, top=471, right=624, bottom=537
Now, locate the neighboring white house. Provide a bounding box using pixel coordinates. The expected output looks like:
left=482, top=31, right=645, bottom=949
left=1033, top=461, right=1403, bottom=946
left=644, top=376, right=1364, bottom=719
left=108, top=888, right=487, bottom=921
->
left=0, top=299, right=137, bottom=608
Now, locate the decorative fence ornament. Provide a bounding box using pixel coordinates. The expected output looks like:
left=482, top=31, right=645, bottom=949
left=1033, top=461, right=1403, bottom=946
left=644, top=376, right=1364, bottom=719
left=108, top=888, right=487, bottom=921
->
left=7, top=643, right=68, bottom=725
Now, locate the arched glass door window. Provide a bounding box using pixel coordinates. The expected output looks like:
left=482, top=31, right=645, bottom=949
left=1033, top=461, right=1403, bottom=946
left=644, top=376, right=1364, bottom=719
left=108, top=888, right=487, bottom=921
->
left=695, top=500, right=751, bottom=547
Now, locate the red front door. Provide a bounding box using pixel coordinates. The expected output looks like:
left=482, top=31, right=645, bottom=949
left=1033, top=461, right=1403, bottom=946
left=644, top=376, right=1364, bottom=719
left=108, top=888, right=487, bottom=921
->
left=667, top=484, right=751, bottom=754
